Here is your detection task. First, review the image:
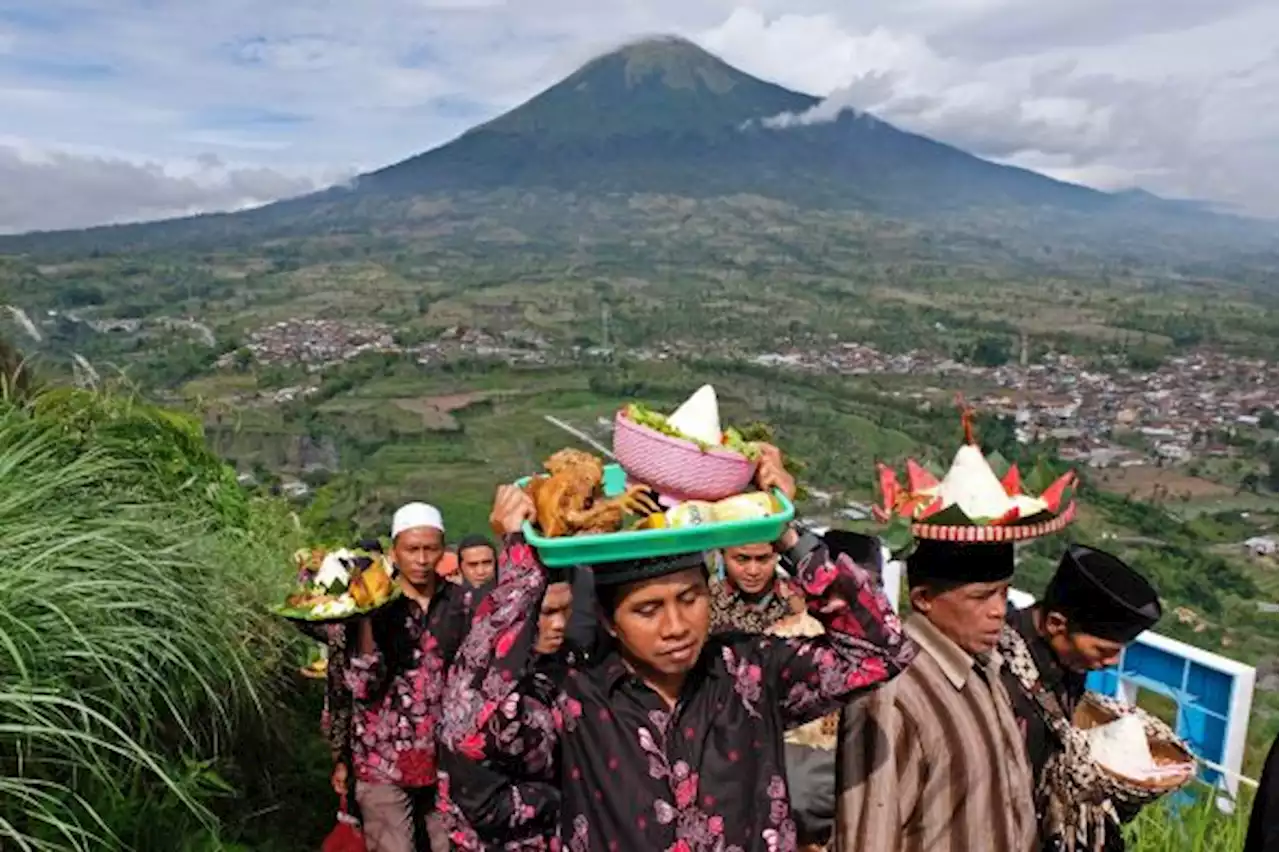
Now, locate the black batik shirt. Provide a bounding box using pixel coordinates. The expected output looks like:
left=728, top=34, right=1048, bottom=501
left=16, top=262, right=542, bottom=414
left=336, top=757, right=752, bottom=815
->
left=1001, top=606, right=1087, bottom=782
left=440, top=535, right=916, bottom=852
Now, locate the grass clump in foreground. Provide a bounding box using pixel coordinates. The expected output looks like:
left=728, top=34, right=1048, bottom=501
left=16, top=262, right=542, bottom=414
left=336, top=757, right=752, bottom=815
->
left=0, top=386, right=322, bottom=850
left=1126, top=786, right=1256, bottom=852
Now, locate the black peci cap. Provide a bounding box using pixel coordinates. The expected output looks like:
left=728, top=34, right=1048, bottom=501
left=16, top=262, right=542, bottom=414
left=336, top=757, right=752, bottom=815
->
left=1042, top=545, right=1161, bottom=643
left=545, top=564, right=576, bottom=585
left=823, top=529, right=883, bottom=573
left=591, top=550, right=709, bottom=588
left=906, top=539, right=1015, bottom=588
left=457, top=534, right=496, bottom=554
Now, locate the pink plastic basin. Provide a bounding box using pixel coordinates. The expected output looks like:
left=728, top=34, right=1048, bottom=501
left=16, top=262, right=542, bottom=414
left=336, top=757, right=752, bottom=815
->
left=612, top=410, right=758, bottom=502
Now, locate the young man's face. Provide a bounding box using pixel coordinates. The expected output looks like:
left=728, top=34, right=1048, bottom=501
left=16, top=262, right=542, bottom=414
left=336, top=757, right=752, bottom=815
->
left=458, top=544, right=497, bottom=589
left=1042, top=611, right=1125, bottom=673
left=535, top=582, right=573, bottom=655
left=392, top=527, right=445, bottom=587
left=722, top=543, right=778, bottom=596
left=609, top=567, right=711, bottom=677
left=911, top=579, right=1011, bottom=655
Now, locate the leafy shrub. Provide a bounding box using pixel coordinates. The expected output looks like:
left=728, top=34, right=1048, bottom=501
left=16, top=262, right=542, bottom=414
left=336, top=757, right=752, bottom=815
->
left=30, top=387, right=249, bottom=527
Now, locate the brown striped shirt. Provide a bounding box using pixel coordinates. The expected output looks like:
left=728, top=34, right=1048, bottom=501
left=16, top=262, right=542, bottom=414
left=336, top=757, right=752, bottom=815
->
left=834, top=614, right=1037, bottom=852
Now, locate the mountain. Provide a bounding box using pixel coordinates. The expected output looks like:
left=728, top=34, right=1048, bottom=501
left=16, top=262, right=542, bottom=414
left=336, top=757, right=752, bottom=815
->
left=0, top=35, right=1272, bottom=268
left=354, top=35, right=1108, bottom=214
left=1111, top=186, right=1216, bottom=216
left=472, top=36, right=815, bottom=139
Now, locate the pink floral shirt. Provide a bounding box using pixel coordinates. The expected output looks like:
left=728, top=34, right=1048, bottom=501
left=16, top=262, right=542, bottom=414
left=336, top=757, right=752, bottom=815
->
left=344, top=585, right=468, bottom=788
left=440, top=535, right=917, bottom=851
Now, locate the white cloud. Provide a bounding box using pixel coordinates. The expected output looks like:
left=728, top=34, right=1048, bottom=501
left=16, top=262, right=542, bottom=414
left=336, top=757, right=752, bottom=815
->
left=703, top=4, right=1277, bottom=215
left=0, top=0, right=1273, bottom=230
left=0, top=142, right=342, bottom=233
left=702, top=10, right=939, bottom=98
left=231, top=36, right=356, bottom=72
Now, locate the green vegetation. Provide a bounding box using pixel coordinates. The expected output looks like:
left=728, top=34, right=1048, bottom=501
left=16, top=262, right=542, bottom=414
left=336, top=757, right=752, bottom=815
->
left=7, top=346, right=1266, bottom=851
left=1, top=323, right=1274, bottom=851
left=962, top=334, right=1014, bottom=367
left=0, top=41, right=1274, bottom=844
left=0, top=380, right=331, bottom=851
left=1127, top=790, right=1256, bottom=852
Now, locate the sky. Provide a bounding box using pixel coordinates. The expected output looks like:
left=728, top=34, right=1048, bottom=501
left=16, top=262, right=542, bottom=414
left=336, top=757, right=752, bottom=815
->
left=0, top=0, right=1276, bottom=233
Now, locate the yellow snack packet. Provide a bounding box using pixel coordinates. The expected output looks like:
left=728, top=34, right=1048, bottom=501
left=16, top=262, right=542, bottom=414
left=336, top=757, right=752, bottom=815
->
left=665, top=501, right=717, bottom=528
left=711, top=492, right=778, bottom=522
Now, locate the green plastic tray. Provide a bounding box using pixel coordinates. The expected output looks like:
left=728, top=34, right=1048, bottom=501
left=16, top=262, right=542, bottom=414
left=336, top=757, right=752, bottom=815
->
left=519, top=463, right=795, bottom=567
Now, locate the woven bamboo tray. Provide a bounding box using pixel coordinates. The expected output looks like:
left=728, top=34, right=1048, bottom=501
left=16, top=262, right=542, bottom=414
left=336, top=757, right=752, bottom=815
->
left=1073, top=694, right=1196, bottom=793
left=911, top=500, right=1076, bottom=543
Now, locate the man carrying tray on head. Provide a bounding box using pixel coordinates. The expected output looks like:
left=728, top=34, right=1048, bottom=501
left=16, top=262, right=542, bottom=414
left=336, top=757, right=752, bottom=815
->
left=998, top=545, right=1164, bottom=851
left=440, top=444, right=916, bottom=852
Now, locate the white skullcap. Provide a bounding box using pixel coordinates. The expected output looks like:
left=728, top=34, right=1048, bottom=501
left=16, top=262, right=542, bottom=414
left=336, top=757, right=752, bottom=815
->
left=391, top=502, right=445, bottom=540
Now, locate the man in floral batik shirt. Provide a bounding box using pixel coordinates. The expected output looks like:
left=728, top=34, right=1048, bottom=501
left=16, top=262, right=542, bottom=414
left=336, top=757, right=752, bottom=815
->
left=707, top=541, right=804, bottom=633
left=441, top=445, right=917, bottom=852
left=707, top=530, right=887, bottom=851
left=456, top=533, right=499, bottom=618
left=435, top=572, right=577, bottom=850
left=345, top=502, right=469, bottom=852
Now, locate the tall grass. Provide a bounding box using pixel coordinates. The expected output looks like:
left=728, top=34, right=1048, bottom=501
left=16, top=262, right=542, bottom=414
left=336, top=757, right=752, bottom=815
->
left=0, top=391, right=305, bottom=850
left=1126, top=786, right=1256, bottom=852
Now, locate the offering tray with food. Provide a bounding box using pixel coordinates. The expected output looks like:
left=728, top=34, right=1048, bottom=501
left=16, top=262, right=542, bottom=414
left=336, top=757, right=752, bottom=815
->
left=1074, top=693, right=1196, bottom=794
left=518, top=441, right=794, bottom=568
left=272, top=545, right=402, bottom=623
left=1035, top=692, right=1195, bottom=850
left=875, top=399, right=1077, bottom=551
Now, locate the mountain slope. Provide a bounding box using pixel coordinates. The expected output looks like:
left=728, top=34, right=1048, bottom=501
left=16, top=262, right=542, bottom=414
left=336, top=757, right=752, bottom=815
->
left=356, top=36, right=1108, bottom=215
left=476, top=35, right=816, bottom=139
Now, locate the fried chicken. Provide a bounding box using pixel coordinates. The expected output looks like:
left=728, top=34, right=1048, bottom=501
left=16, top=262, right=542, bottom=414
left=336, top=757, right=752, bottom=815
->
left=525, top=449, right=660, bottom=537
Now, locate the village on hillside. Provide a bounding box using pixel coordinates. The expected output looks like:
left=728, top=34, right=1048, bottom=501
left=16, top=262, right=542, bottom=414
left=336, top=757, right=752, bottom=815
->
left=223, top=317, right=1279, bottom=472
left=29, top=307, right=1278, bottom=558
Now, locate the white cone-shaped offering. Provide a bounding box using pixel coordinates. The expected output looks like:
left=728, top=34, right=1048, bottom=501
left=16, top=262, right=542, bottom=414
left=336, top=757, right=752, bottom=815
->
left=667, top=384, right=723, bottom=446
left=935, top=444, right=1013, bottom=520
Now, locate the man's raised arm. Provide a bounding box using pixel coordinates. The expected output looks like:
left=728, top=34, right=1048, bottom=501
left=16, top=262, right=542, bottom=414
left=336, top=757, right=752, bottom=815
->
left=439, top=485, right=547, bottom=755
left=763, top=535, right=916, bottom=728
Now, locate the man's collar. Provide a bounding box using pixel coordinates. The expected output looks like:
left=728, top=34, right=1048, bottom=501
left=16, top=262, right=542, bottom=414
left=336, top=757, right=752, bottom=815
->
left=600, top=648, right=631, bottom=691
left=905, top=613, right=978, bottom=690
